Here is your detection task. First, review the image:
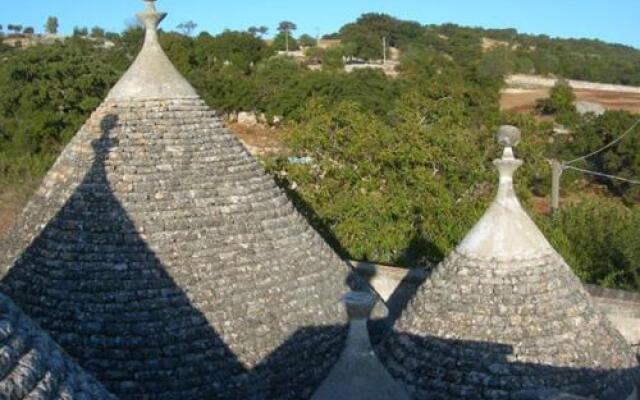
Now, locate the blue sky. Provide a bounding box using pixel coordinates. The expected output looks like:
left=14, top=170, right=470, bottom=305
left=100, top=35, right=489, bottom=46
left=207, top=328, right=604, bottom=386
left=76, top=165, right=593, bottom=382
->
left=1, top=0, right=638, bottom=48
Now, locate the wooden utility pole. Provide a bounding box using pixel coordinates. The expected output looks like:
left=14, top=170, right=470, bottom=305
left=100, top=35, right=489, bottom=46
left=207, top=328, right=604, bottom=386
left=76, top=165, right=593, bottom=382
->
left=382, top=37, right=387, bottom=64
left=551, top=159, right=564, bottom=217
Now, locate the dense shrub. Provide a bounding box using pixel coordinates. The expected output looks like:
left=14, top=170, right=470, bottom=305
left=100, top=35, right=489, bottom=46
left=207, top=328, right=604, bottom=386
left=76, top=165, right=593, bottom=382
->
left=0, top=40, right=126, bottom=187
left=547, top=198, right=640, bottom=291
left=554, top=110, right=640, bottom=203
left=269, top=90, right=495, bottom=266
left=535, top=80, right=579, bottom=125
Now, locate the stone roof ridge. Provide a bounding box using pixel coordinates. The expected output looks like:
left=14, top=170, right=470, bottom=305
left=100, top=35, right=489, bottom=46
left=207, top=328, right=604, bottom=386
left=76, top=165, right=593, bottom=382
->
left=311, top=292, right=410, bottom=400
left=456, top=125, right=555, bottom=262
left=106, top=0, right=198, bottom=101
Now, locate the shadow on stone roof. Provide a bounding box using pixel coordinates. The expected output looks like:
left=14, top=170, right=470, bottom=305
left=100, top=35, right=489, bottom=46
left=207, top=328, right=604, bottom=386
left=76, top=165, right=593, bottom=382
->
left=274, top=174, right=434, bottom=332
left=0, top=115, right=249, bottom=399
left=377, top=330, right=640, bottom=400
left=272, top=174, right=353, bottom=262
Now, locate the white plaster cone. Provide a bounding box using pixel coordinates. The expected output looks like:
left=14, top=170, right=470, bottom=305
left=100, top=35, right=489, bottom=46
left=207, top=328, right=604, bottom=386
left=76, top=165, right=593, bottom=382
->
left=106, top=0, right=198, bottom=100
left=456, top=144, right=555, bottom=262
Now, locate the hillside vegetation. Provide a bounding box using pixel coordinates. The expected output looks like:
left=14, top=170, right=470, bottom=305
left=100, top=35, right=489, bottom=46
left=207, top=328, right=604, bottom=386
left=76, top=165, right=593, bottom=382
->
left=1, top=14, right=640, bottom=292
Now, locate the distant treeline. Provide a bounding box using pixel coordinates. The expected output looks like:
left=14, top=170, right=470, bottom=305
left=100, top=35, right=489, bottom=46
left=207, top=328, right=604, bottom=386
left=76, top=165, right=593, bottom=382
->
left=327, top=14, right=640, bottom=85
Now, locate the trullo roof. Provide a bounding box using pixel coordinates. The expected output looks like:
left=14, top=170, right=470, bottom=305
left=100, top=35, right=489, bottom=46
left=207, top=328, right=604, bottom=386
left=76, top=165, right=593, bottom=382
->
left=0, top=1, right=366, bottom=399
left=378, top=126, right=639, bottom=400
left=0, top=292, right=116, bottom=399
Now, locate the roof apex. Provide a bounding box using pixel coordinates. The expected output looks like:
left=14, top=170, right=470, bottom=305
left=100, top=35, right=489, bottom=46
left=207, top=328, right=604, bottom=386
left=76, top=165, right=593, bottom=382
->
left=106, top=0, right=197, bottom=101
left=456, top=126, right=555, bottom=262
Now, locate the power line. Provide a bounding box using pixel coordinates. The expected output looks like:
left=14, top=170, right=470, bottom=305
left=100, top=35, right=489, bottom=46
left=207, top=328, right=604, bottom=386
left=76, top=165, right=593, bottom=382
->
left=564, top=165, right=640, bottom=185
left=565, top=117, right=640, bottom=165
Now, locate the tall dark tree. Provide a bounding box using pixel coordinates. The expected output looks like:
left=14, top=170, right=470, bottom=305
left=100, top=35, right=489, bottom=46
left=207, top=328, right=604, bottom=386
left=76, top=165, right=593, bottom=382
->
left=176, top=20, right=197, bottom=36
left=23, top=26, right=34, bottom=35
left=73, top=26, right=89, bottom=37
left=298, top=33, right=316, bottom=47
left=91, top=26, right=106, bottom=38
left=248, top=26, right=269, bottom=38
left=45, top=16, right=59, bottom=35
left=7, top=25, right=23, bottom=35
left=248, top=26, right=259, bottom=37
left=277, top=21, right=297, bottom=52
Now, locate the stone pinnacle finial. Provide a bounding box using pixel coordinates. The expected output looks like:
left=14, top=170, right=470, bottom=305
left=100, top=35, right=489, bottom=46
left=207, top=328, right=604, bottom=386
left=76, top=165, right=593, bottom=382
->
left=106, top=0, right=197, bottom=100
left=311, top=291, right=410, bottom=400
left=494, top=125, right=523, bottom=185
left=137, top=0, right=167, bottom=31
left=497, top=125, right=521, bottom=148
left=344, top=291, right=376, bottom=322
left=497, top=125, right=521, bottom=161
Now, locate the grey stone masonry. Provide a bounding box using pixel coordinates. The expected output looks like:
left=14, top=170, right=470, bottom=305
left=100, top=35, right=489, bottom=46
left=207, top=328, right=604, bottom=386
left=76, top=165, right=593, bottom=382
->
left=0, top=1, right=368, bottom=398
left=0, top=96, right=360, bottom=400
left=377, top=127, right=639, bottom=400
left=0, top=292, right=116, bottom=399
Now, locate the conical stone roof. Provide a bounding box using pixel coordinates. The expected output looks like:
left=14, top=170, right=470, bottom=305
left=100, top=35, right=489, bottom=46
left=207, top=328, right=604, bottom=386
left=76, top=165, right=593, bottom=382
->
left=0, top=1, right=365, bottom=398
left=0, top=292, right=115, bottom=399
left=378, top=126, right=639, bottom=400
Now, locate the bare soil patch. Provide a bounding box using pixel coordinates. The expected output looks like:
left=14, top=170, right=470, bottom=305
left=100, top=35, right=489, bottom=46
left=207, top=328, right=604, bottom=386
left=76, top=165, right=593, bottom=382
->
left=501, top=88, right=640, bottom=114
left=227, top=123, right=286, bottom=156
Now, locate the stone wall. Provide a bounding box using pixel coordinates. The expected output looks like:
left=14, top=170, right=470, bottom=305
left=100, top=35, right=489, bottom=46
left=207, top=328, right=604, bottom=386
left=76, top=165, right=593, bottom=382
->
left=584, top=285, right=640, bottom=351
left=353, top=261, right=640, bottom=351
left=506, top=74, right=640, bottom=94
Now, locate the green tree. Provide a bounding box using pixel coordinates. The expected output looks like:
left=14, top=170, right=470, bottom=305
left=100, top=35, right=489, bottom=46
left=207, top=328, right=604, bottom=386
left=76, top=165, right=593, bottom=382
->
left=176, top=21, right=198, bottom=36
left=536, top=80, right=578, bottom=125
left=298, top=34, right=316, bottom=47
left=0, top=40, right=127, bottom=188
left=248, top=26, right=268, bottom=38
left=269, top=95, right=492, bottom=265
left=73, top=26, right=89, bottom=37
left=478, top=46, right=514, bottom=81
left=90, top=26, right=106, bottom=38
left=560, top=111, right=640, bottom=203
left=550, top=198, right=640, bottom=291
left=45, top=16, right=58, bottom=35
left=192, top=30, right=271, bottom=74
left=273, top=32, right=299, bottom=52
left=7, top=25, right=23, bottom=35
left=339, top=13, right=423, bottom=60
left=321, top=46, right=346, bottom=70
left=277, top=21, right=297, bottom=52
left=23, top=27, right=34, bottom=35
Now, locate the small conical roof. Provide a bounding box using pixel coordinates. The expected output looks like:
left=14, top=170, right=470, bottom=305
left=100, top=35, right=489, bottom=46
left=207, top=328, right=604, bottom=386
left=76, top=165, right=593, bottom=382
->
left=0, top=292, right=116, bottom=399
left=0, top=1, right=369, bottom=399
left=106, top=0, right=198, bottom=100
left=378, top=126, right=639, bottom=400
